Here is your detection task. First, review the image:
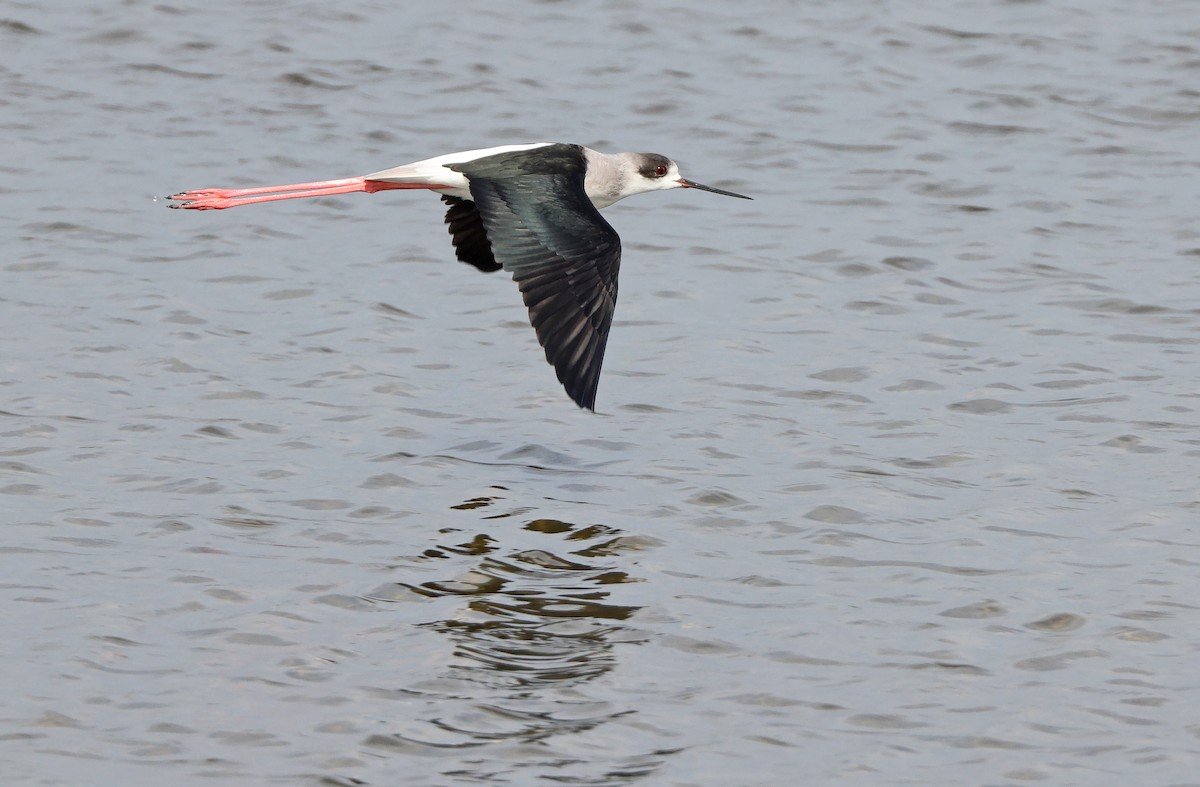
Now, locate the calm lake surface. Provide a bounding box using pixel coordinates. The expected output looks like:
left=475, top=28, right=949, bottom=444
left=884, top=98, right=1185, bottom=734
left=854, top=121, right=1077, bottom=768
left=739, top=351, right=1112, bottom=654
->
left=4, top=1, right=1200, bottom=784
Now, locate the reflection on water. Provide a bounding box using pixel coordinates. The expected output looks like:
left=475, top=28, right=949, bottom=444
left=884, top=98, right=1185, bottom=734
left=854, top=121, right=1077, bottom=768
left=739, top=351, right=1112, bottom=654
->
left=362, top=504, right=652, bottom=776
left=412, top=518, right=640, bottom=684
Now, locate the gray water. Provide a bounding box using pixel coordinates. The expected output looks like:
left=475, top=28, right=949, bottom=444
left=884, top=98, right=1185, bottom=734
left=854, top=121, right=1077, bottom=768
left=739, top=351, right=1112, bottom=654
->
left=4, top=1, right=1200, bottom=784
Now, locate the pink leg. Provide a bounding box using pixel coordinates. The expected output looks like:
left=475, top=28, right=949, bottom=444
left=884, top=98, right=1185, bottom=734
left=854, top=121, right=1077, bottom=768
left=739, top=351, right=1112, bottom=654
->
left=167, top=177, right=448, bottom=210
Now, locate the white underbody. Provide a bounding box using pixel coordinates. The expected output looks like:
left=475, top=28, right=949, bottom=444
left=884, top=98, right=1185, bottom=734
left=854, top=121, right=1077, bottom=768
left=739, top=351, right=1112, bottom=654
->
left=362, top=143, right=554, bottom=202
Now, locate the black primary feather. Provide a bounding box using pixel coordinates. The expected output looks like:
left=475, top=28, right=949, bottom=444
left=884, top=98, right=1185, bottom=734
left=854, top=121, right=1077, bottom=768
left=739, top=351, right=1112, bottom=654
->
left=441, top=194, right=500, bottom=273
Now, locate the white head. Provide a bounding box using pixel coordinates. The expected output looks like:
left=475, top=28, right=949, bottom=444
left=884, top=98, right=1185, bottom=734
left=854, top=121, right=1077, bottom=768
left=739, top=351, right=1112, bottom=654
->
left=628, top=152, right=753, bottom=200
left=583, top=149, right=752, bottom=208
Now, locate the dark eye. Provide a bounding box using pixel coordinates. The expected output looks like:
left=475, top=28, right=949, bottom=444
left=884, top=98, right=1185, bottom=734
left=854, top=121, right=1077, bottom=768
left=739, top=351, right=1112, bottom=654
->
left=654, top=165, right=668, bottom=177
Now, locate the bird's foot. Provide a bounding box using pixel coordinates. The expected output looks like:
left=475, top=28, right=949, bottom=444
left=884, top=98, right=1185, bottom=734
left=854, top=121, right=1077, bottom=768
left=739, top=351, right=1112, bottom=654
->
left=165, top=190, right=240, bottom=209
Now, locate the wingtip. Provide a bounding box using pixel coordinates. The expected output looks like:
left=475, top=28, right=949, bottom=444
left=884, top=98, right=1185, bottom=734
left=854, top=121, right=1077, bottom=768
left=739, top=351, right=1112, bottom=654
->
left=564, top=380, right=599, bottom=412
left=567, top=390, right=597, bottom=411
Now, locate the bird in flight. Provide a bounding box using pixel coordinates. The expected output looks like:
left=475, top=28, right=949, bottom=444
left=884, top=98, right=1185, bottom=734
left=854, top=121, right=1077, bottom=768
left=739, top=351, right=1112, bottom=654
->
left=169, top=142, right=751, bottom=410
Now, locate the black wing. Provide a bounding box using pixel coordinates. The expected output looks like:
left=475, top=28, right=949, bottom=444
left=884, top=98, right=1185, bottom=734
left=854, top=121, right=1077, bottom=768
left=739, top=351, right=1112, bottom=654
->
left=441, top=195, right=500, bottom=273
left=449, top=145, right=620, bottom=410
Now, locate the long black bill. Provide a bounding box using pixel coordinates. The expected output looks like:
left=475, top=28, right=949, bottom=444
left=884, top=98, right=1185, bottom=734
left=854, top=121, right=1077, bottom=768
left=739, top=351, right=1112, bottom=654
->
left=678, top=178, right=752, bottom=200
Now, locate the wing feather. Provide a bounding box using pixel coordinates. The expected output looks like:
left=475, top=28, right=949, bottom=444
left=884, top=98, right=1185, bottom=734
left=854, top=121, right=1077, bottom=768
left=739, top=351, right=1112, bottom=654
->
left=450, top=145, right=621, bottom=410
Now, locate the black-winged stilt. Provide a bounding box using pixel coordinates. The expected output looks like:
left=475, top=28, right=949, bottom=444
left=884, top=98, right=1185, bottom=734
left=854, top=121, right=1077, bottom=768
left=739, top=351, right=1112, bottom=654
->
left=169, top=142, right=751, bottom=410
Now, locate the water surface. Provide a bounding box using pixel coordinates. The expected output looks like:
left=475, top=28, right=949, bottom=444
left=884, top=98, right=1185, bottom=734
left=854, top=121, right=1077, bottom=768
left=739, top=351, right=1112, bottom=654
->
left=4, top=1, right=1200, bottom=784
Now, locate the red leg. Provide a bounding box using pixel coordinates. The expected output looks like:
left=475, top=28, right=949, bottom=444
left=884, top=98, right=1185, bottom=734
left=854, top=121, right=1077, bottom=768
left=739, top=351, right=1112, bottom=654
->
left=167, top=177, right=448, bottom=210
